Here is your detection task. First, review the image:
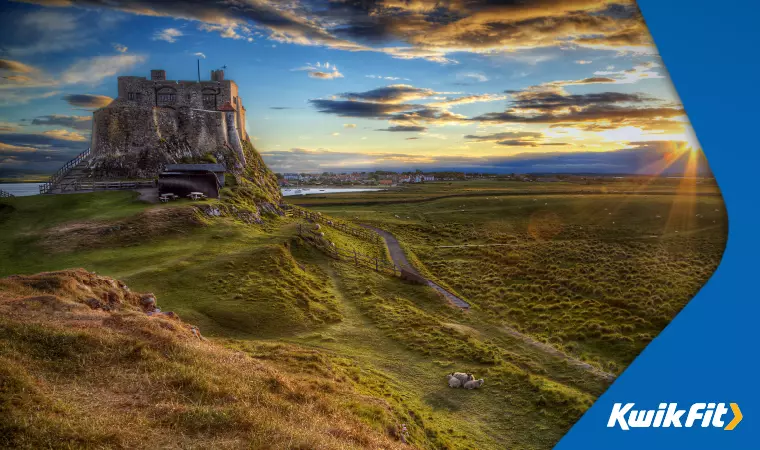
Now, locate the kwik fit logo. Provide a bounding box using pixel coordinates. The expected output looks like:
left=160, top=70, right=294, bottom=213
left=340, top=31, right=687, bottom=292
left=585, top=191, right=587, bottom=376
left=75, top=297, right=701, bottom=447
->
left=608, top=403, right=742, bottom=431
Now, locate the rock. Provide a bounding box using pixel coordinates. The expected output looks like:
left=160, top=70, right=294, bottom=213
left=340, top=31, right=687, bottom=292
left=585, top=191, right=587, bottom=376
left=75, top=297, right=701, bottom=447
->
left=84, top=297, right=103, bottom=309
left=140, top=294, right=157, bottom=311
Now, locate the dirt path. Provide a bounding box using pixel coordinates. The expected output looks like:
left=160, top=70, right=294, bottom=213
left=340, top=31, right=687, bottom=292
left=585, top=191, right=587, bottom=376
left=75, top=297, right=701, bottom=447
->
left=361, top=224, right=616, bottom=381
left=361, top=224, right=471, bottom=309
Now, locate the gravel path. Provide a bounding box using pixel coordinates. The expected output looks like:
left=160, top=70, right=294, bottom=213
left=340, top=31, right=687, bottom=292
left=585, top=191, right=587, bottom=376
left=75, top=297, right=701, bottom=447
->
left=361, top=224, right=471, bottom=309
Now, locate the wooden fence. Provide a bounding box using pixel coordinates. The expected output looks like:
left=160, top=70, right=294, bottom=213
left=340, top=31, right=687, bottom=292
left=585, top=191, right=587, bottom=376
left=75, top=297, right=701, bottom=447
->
left=298, top=222, right=399, bottom=276
left=58, top=180, right=156, bottom=192
left=0, top=189, right=14, bottom=198
left=289, top=205, right=381, bottom=244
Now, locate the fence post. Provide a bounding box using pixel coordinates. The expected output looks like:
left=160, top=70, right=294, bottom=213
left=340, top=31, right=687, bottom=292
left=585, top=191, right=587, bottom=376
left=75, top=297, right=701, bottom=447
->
left=354, top=249, right=358, bottom=265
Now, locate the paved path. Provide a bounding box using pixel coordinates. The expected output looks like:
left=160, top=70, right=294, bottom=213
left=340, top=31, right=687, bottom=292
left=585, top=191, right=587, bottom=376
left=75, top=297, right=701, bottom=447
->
left=361, top=224, right=471, bottom=309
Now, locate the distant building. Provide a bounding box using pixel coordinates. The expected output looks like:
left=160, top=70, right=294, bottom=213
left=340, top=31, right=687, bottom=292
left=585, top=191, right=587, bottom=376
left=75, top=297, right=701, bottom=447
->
left=379, top=179, right=394, bottom=186
left=283, top=173, right=301, bottom=181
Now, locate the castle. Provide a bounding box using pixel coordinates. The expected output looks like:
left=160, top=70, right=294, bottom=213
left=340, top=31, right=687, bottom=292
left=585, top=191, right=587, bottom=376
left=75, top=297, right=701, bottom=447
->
left=115, top=69, right=247, bottom=141
left=89, top=68, right=251, bottom=179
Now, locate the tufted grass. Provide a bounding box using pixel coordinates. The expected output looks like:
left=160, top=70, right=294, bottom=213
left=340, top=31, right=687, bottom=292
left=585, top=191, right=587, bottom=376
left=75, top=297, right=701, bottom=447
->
left=0, top=182, right=727, bottom=449
left=312, top=191, right=728, bottom=373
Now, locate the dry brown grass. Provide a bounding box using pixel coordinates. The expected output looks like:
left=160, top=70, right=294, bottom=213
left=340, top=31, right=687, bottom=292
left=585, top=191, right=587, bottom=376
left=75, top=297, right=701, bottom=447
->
left=0, top=269, right=406, bottom=449
left=39, top=206, right=204, bottom=253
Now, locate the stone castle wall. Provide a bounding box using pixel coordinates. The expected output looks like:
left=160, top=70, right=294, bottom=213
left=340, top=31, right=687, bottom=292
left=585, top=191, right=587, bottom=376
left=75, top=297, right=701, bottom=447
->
left=88, top=70, right=249, bottom=179
left=90, top=100, right=243, bottom=179
left=115, top=72, right=247, bottom=139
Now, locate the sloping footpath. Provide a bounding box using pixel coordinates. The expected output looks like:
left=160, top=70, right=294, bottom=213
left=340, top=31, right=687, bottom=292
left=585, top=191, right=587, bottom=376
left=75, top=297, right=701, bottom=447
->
left=361, top=224, right=471, bottom=309
left=361, top=224, right=616, bottom=382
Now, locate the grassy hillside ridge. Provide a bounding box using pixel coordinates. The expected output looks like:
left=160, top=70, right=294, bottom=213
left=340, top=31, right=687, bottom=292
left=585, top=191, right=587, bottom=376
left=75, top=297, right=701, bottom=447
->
left=0, top=181, right=727, bottom=449
left=0, top=269, right=408, bottom=449
left=313, top=192, right=728, bottom=373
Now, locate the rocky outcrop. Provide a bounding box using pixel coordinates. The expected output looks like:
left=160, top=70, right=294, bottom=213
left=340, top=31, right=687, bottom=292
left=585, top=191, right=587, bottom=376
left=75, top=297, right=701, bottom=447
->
left=88, top=98, right=282, bottom=212
left=89, top=101, right=243, bottom=179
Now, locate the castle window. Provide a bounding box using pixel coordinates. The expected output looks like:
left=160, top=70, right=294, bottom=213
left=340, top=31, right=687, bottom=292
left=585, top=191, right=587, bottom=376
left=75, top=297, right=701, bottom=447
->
left=203, top=94, right=215, bottom=107
left=158, top=94, right=176, bottom=104
left=128, top=92, right=135, bottom=101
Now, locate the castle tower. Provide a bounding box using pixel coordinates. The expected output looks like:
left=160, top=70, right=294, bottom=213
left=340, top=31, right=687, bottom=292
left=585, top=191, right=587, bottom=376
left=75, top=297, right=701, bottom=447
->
left=150, top=69, right=166, bottom=81
left=211, top=69, right=225, bottom=82
left=219, top=102, right=246, bottom=169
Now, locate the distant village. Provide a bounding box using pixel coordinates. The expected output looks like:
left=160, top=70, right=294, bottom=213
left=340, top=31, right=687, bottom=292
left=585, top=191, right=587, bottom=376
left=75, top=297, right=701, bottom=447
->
left=276, top=171, right=600, bottom=187
left=275, top=171, right=717, bottom=188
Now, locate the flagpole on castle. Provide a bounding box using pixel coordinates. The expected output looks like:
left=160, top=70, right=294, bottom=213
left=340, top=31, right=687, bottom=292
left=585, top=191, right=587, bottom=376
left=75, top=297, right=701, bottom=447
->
left=197, top=59, right=201, bottom=83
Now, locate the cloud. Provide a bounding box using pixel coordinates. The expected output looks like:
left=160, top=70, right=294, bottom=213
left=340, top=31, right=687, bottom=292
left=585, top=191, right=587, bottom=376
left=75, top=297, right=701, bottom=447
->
left=476, top=84, right=685, bottom=132
left=293, top=62, right=344, bottom=79
left=331, top=132, right=340, bottom=136
left=113, top=43, right=128, bottom=53
left=153, top=28, right=183, bottom=43
left=19, top=0, right=654, bottom=63
left=428, top=94, right=507, bottom=108
left=343, top=123, right=356, bottom=128
left=194, top=52, right=206, bottom=59
left=576, top=60, right=593, bottom=64
left=457, top=72, right=489, bottom=83
left=198, top=23, right=250, bottom=40
left=62, top=94, right=114, bottom=108
left=340, top=84, right=438, bottom=104
left=0, top=59, right=56, bottom=90
left=0, top=122, right=21, bottom=133
left=464, top=131, right=564, bottom=147
left=0, top=130, right=89, bottom=177
left=60, top=54, right=146, bottom=84
left=0, top=90, right=60, bottom=106
left=366, top=75, right=407, bottom=81
left=0, top=59, right=39, bottom=74
left=42, top=129, right=87, bottom=142
left=309, top=99, right=420, bottom=118
left=0, top=142, right=37, bottom=152
left=259, top=140, right=705, bottom=175
left=0, top=10, right=92, bottom=56
left=31, top=115, right=92, bottom=131
left=376, top=125, right=428, bottom=132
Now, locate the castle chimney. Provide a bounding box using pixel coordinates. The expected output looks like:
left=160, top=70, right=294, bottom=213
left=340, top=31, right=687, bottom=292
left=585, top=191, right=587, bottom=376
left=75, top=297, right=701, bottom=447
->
left=151, top=69, right=166, bottom=81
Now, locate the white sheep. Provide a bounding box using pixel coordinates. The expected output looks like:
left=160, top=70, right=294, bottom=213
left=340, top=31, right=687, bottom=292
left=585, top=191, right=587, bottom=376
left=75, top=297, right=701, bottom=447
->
left=451, top=372, right=473, bottom=385
left=446, top=374, right=462, bottom=388
left=463, top=379, right=485, bottom=389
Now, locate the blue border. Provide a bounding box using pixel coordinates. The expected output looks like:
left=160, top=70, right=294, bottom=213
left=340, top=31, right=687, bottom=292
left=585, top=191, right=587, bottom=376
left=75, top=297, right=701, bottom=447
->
left=557, top=1, right=760, bottom=448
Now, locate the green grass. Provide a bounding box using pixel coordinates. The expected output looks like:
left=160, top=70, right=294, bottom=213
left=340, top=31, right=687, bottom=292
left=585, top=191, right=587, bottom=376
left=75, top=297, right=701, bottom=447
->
left=289, top=178, right=721, bottom=207
left=312, top=191, right=728, bottom=372
left=0, top=183, right=727, bottom=449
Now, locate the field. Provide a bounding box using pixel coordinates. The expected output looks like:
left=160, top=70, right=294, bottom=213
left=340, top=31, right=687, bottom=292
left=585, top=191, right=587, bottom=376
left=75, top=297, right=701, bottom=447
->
left=0, top=180, right=727, bottom=449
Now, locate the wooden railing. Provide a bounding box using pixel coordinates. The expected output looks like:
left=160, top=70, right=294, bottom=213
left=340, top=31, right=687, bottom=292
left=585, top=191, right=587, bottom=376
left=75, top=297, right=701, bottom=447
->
left=0, top=189, right=14, bottom=198
left=39, top=147, right=91, bottom=194
left=298, top=223, right=398, bottom=276
left=58, top=180, right=156, bottom=192
left=290, top=205, right=381, bottom=244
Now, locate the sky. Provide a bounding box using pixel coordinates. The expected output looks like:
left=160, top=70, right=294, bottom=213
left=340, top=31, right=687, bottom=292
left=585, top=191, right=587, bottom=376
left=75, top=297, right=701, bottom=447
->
left=0, top=0, right=709, bottom=177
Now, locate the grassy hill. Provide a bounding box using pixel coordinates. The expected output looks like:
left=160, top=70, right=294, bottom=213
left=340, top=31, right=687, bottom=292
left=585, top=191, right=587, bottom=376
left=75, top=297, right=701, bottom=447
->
left=0, top=182, right=727, bottom=448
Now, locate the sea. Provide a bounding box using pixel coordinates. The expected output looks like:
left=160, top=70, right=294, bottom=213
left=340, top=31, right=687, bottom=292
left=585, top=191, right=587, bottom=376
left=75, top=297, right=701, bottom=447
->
left=0, top=183, right=383, bottom=198
left=281, top=187, right=385, bottom=197
left=0, top=183, right=44, bottom=197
